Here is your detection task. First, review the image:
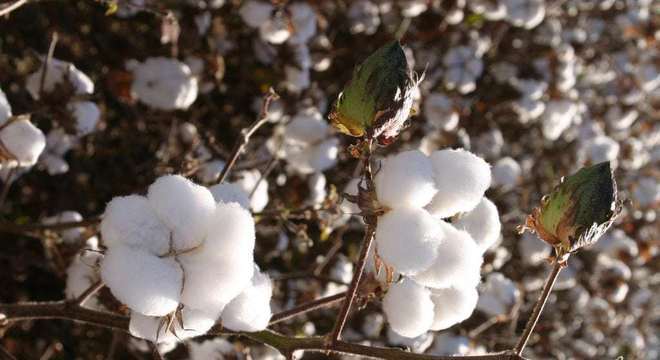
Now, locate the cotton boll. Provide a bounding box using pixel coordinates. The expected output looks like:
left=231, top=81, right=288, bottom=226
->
left=286, top=107, right=329, bottom=144
left=45, top=129, right=75, bottom=157
left=424, top=93, right=459, bottom=132
left=429, top=286, right=479, bottom=331
left=239, top=0, right=274, bottom=28
left=426, top=149, right=491, bottom=219
left=100, top=195, right=171, bottom=256
left=400, top=0, right=428, bottom=17
left=288, top=3, right=316, bottom=45
left=491, top=157, right=521, bottom=190
left=284, top=65, right=310, bottom=93
left=44, top=211, right=84, bottom=243
left=443, top=46, right=484, bottom=94
left=101, top=245, right=182, bottom=316
left=26, top=58, right=94, bottom=100
left=260, top=16, right=291, bottom=44
left=503, top=0, right=545, bottom=29
left=41, top=153, right=69, bottom=175
left=208, top=183, right=251, bottom=210
left=196, top=159, right=226, bottom=183
left=148, top=175, right=216, bottom=251
left=234, top=169, right=269, bottom=212
left=130, top=57, right=198, bottom=110
left=0, top=88, right=11, bottom=123
left=65, top=249, right=102, bottom=309
left=386, top=328, right=434, bottom=353
left=348, top=0, right=380, bottom=35
left=413, top=221, right=482, bottom=290
left=67, top=101, right=100, bottom=136
left=129, top=308, right=217, bottom=343
left=453, top=198, right=501, bottom=253
left=0, top=118, right=46, bottom=167
left=179, top=254, right=254, bottom=315
left=585, top=136, right=620, bottom=165
left=633, top=177, right=659, bottom=207
left=605, top=107, right=638, bottom=131
left=513, top=98, right=546, bottom=124
left=221, top=268, right=273, bottom=332
left=518, top=232, right=551, bottom=265
left=375, top=208, right=442, bottom=276
left=374, top=150, right=438, bottom=209
left=308, top=172, right=326, bottom=207
left=476, top=273, right=519, bottom=317
left=541, top=100, right=577, bottom=141
left=429, top=333, right=471, bottom=356
left=201, top=202, right=256, bottom=262
left=382, top=278, right=434, bottom=338
left=306, top=138, right=339, bottom=173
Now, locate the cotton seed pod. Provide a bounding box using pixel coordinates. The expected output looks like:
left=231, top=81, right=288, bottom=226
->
left=523, top=161, right=619, bottom=256
left=329, top=41, right=419, bottom=144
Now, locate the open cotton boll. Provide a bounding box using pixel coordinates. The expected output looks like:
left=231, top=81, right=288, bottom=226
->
left=633, top=177, right=659, bottom=208
left=147, top=175, right=216, bottom=251
left=400, top=0, right=428, bottom=17
left=65, top=249, right=102, bottom=309
left=41, top=153, right=69, bottom=175
left=285, top=108, right=329, bottom=144
left=129, top=57, right=198, bottom=110
left=426, top=149, right=491, bottom=219
left=453, top=198, right=501, bottom=253
left=424, top=93, right=459, bottom=132
left=234, top=169, right=269, bottom=212
left=541, top=100, right=577, bottom=141
left=308, top=172, right=327, bottom=207
left=197, top=159, right=226, bottom=183
left=519, top=232, right=551, bottom=266
left=503, top=0, right=545, bottom=29
left=129, top=308, right=217, bottom=343
left=375, top=150, right=438, bottom=209
left=101, top=245, right=182, bottom=316
left=413, top=221, right=482, bottom=290
left=26, top=58, right=94, bottom=99
left=0, top=88, right=11, bottom=123
left=0, top=118, right=46, bottom=167
left=585, top=136, right=620, bottom=165
left=429, top=333, right=471, bottom=356
left=100, top=195, right=171, bottom=256
left=306, top=138, right=339, bottom=173
left=44, top=211, right=84, bottom=243
left=239, top=0, right=274, bottom=28
left=259, top=16, right=291, bottom=44
left=288, top=2, right=316, bottom=45
left=67, top=101, right=100, bottom=136
left=202, top=202, right=255, bottom=261
left=221, top=267, right=273, bottom=332
left=476, top=273, right=519, bottom=317
left=208, top=183, right=251, bottom=210
left=180, top=254, right=254, bottom=315
left=491, top=157, right=521, bottom=190
left=429, top=286, right=479, bottom=331
left=375, top=207, right=442, bottom=275
left=383, top=278, right=434, bottom=338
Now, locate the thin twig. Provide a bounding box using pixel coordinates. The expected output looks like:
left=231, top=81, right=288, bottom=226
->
left=75, top=280, right=104, bottom=307
left=0, top=0, right=28, bottom=17
left=0, top=167, right=16, bottom=212
left=0, top=344, right=18, bottom=360
left=217, top=88, right=279, bottom=184
left=0, top=216, right=101, bottom=237
left=269, top=292, right=346, bottom=325
left=514, top=257, right=565, bottom=355
left=39, top=32, right=59, bottom=99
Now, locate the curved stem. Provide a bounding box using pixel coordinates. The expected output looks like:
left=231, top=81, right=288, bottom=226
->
left=269, top=292, right=346, bottom=325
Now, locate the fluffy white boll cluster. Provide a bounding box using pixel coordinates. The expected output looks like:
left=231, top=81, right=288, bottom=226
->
left=128, top=57, right=199, bottom=110
left=0, top=89, right=46, bottom=170
left=99, top=175, right=272, bottom=342
left=239, top=1, right=316, bottom=45
left=374, top=149, right=500, bottom=338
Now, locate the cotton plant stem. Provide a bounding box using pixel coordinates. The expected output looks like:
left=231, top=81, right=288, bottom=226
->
left=75, top=280, right=104, bottom=307
left=0, top=167, right=16, bottom=212
left=514, top=257, right=564, bottom=355
left=39, top=31, right=58, bottom=98
left=0, top=216, right=100, bottom=235
left=0, top=0, right=29, bottom=17
left=269, top=291, right=346, bottom=325
left=217, top=88, right=278, bottom=184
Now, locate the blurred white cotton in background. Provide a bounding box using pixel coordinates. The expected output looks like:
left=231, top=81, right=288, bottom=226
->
left=491, top=157, right=521, bottom=190
left=128, top=57, right=198, bottom=110
left=477, top=273, right=520, bottom=317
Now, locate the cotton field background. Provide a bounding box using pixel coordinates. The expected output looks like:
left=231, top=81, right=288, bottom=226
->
left=0, top=0, right=658, bottom=359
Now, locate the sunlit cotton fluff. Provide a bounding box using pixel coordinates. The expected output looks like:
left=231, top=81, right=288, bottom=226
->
left=453, top=198, right=501, bottom=253
left=426, top=149, right=491, bottom=219
left=128, top=57, right=198, bottom=110
left=65, top=239, right=102, bottom=309
left=0, top=88, right=11, bottom=122
left=234, top=169, right=269, bottom=212
left=374, top=150, right=438, bottom=209
left=209, top=182, right=251, bottom=210
left=66, top=101, right=100, bottom=136
left=430, top=286, right=478, bottom=331
left=375, top=207, right=442, bottom=276
left=220, top=267, right=273, bottom=332
left=424, top=93, right=459, bottom=132
left=476, top=273, right=520, bottom=317
left=0, top=117, right=46, bottom=168
left=382, top=278, right=434, bottom=338
left=26, top=58, right=94, bottom=100
left=491, top=157, right=521, bottom=190
left=280, top=107, right=338, bottom=174
left=503, top=0, right=545, bottom=29
left=541, top=100, right=577, bottom=141
left=413, top=221, right=483, bottom=290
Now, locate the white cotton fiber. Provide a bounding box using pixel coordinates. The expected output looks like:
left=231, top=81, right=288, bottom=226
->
left=0, top=88, right=11, bottom=123
left=374, top=150, right=438, bottom=209
left=221, top=267, right=273, bottom=332
left=429, top=286, right=478, bottom=331
left=541, top=100, right=577, bottom=141
left=288, top=2, right=316, bottom=44
left=0, top=118, right=46, bottom=167
left=129, top=307, right=217, bottom=343
left=476, top=272, right=520, bottom=317
left=65, top=249, right=102, bottom=309
left=426, top=149, right=491, bottom=219
left=375, top=207, right=442, bottom=275
left=44, top=211, right=84, bottom=243
left=129, top=57, right=198, bottom=110
left=208, top=182, right=251, bottom=210
left=307, top=138, right=339, bottom=173
left=491, top=157, right=521, bottom=190
left=67, top=100, right=100, bottom=136
left=239, top=0, right=274, bottom=28
left=197, top=159, right=226, bottom=183
left=26, top=58, right=94, bottom=99
left=148, top=175, right=216, bottom=251
left=382, top=278, right=434, bottom=338
left=180, top=253, right=254, bottom=316
left=453, top=198, right=501, bottom=253
left=234, top=169, right=269, bottom=212
left=100, top=195, right=171, bottom=256
left=413, top=221, right=482, bottom=290
left=101, top=245, right=182, bottom=316
left=202, top=202, right=256, bottom=261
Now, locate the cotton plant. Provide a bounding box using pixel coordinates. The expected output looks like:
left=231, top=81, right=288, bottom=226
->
left=443, top=45, right=485, bottom=94
left=510, top=78, right=547, bottom=124
left=99, top=175, right=272, bottom=342
left=365, top=148, right=500, bottom=338
left=348, top=0, right=380, bottom=35
left=490, top=157, right=521, bottom=190
left=540, top=100, right=578, bottom=141
left=476, top=272, right=520, bottom=317
left=43, top=211, right=85, bottom=243
left=423, top=93, right=459, bottom=132
left=0, top=89, right=46, bottom=172
left=502, top=0, right=545, bottom=29
left=127, top=57, right=198, bottom=111
left=239, top=0, right=316, bottom=45
left=208, top=169, right=269, bottom=213
left=65, top=236, right=103, bottom=309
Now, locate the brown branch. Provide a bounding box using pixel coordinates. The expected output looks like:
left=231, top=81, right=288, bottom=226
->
left=269, top=292, right=346, bottom=325
left=514, top=257, right=565, bottom=355
left=75, top=280, right=104, bottom=307
left=39, top=31, right=59, bottom=99
left=0, top=217, right=101, bottom=237
left=0, top=0, right=29, bottom=17
left=0, top=167, right=16, bottom=213
left=0, top=301, right=129, bottom=331
left=217, top=88, right=279, bottom=184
